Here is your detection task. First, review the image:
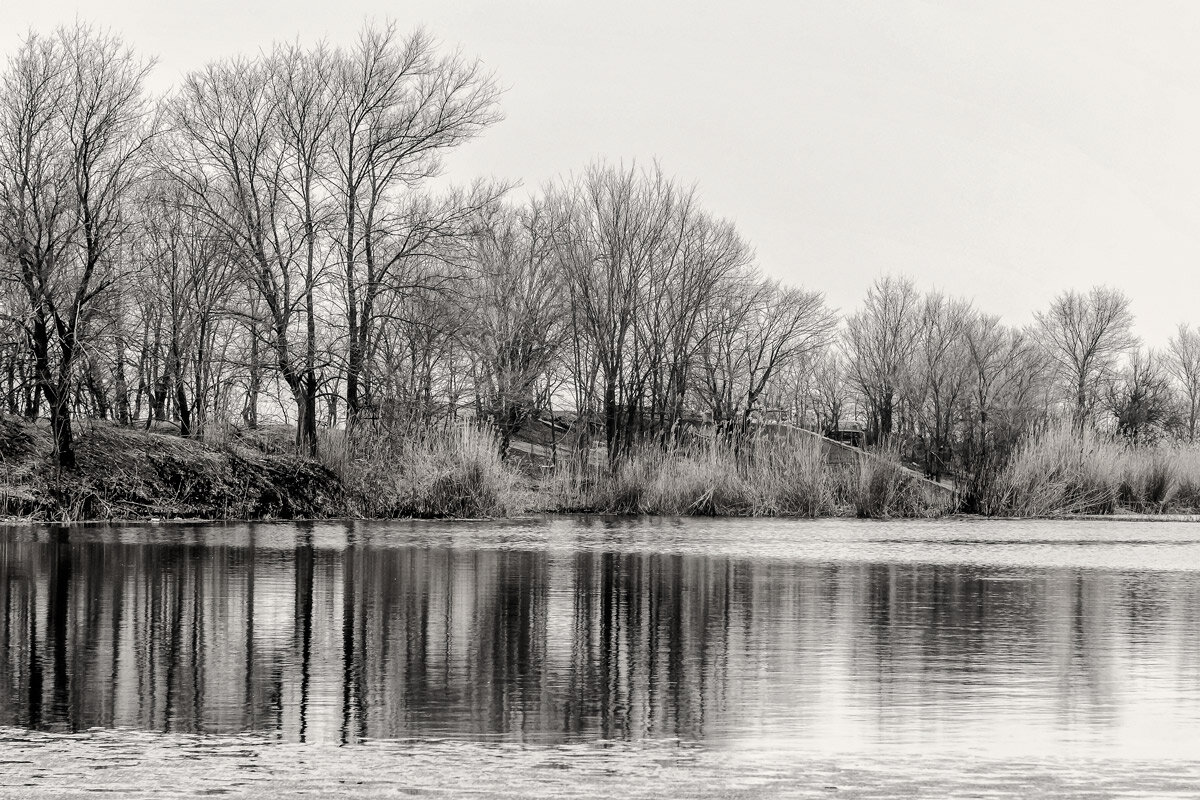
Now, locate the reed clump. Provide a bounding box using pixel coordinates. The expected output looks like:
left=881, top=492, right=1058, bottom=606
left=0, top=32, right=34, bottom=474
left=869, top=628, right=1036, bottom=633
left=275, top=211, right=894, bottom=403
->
left=982, top=425, right=1120, bottom=516
left=341, top=424, right=531, bottom=518
left=1113, top=444, right=1200, bottom=513
left=1116, top=448, right=1178, bottom=512
left=977, top=423, right=1200, bottom=516
left=1171, top=447, right=1200, bottom=511
left=848, top=448, right=946, bottom=519
left=752, top=435, right=835, bottom=516
left=557, top=433, right=948, bottom=518
left=583, top=443, right=755, bottom=515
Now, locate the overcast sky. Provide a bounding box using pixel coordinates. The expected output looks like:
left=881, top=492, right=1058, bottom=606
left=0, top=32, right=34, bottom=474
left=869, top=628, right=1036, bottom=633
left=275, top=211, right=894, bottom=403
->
left=3, top=0, right=1198, bottom=345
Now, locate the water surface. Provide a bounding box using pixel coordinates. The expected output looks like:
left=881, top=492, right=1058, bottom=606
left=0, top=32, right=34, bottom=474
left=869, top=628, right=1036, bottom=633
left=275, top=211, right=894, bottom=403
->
left=2, top=517, right=1199, bottom=797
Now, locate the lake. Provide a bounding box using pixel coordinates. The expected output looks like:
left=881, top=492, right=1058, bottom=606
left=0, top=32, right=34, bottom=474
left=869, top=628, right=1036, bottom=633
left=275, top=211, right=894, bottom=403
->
left=2, top=517, right=1199, bottom=798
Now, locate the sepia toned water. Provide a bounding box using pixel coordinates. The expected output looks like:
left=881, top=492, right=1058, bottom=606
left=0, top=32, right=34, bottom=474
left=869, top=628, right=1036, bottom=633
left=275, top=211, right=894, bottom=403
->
left=2, top=516, right=1200, bottom=798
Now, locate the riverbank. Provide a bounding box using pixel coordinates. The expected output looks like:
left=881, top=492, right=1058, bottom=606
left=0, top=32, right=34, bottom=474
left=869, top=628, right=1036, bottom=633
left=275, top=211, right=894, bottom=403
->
left=0, top=416, right=952, bottom=522
left=3, top=416, right=1197, bottom=523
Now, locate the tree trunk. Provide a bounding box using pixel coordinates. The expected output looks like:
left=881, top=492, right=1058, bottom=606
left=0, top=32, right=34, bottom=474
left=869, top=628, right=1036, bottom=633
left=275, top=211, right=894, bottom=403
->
left=603, top=372, right=619, bottom=465
left=46, top=387, right=76, bottom=470
left=245, top=318, right=260, bottom=430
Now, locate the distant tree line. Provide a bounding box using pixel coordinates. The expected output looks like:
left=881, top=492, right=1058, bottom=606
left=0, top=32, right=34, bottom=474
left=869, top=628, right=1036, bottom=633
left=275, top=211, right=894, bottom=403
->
left=2, top=22, right=1198, bottom=488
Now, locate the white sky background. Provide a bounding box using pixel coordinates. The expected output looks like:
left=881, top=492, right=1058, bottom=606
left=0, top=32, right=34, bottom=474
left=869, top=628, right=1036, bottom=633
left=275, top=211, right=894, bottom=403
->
left=3, top=0, right=1198, bottom=346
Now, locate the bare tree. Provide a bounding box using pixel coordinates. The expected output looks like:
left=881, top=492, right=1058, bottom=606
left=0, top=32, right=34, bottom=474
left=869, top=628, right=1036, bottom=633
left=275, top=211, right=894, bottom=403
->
left=962, top=315, right=1049, bottom=506
left=373, top=267, right=465, bottom=430
left=552, top=163, right=676, bottom=463
left=844, top=275, right=920, bottom=445
left=635, top=199, right=751, bottom=444
left=1166, top=323, right=1200, bottom=442
left=1035, top=286, right=1136, bottom=427
left=329, top=23, right=502, bottom=426
left=465, top=201, right=566, bottom=456
left=1107, top=349, right=1174, bottom=445
left=0, top=280, right=34, bottom=414
left=165, top=53, right=331, bottom=454
left=270, top=42, right=338, bottom=452
left=133, top=178, right=237, bottom=436
left=909, top=292, right=973, bottom=480
left=700, top=276, right=836, bottom=436
left=0, top=24, right=154, bottom=467
left=811, top=349, right=851, bottom=434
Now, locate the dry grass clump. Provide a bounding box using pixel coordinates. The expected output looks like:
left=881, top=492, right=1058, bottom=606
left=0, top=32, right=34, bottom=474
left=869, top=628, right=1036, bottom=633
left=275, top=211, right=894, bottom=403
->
left=752, top=435, right=835, bottom=516
left=1115, top=445, right=1200, bottom=513
left=1116, top=449, right=1178, bottom=512
left=342, top=425, right=531, bottom=518
left=1171, top=447, right=1200, bottom=512
left=586, top=444, right=755, bottom=515
left=982, top=425, right=1120, bottom=517
left=558, top=433, right=948, bottom=519
left=846, top=448, right=949, bottom=519
left=978, top=423, right=1200, bottom=517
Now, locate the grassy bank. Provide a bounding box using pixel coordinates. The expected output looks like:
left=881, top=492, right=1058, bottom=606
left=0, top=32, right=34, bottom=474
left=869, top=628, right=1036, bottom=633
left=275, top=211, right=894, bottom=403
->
left=0, top=415, right=951, bottom=521
left=4, top=414, right=1197, bottom=522
left=332, top=427, right=951, bottom=520
left=322, top=422, right=1200, bottom=520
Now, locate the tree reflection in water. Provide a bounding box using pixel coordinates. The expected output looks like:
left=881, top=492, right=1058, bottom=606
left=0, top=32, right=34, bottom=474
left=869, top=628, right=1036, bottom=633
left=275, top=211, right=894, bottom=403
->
left=1, top=520, right=1199, bottom=756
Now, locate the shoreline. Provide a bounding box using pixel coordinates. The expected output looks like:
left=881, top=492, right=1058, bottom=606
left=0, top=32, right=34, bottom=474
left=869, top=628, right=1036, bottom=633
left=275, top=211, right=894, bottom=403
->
left=4, top=511, right=1199, bottom=526
left=4, top=416, right=1199, bottom=525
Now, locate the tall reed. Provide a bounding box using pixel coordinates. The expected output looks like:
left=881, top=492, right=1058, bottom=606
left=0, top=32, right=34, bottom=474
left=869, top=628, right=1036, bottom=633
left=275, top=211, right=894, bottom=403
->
left=752, top=434, right=835, bottom=516
left=1172, top=447, right=1200, bottom=512
left=979, top=423, right=1200, bottom=516
left=848, top=448, right=946, bottom=519
left=579, top=441, right=755, bottom=515
left=554, top=432, right=948, bottom=518
left=340, top=424, right=531, bottom=518
left=982, top=424, right=1120, bottom=516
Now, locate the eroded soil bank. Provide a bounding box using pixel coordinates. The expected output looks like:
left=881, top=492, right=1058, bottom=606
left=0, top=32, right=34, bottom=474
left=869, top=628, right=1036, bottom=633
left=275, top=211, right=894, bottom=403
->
left=0, top=416, right=343, bottom=521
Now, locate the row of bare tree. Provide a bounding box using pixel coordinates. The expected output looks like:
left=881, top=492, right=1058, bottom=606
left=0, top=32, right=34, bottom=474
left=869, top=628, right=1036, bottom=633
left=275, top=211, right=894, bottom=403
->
left=2, top=23, right=1198, bottom=478
left=0, top=23, right=840, bottom=468
left=802, top=276, right=1200, bottom=496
